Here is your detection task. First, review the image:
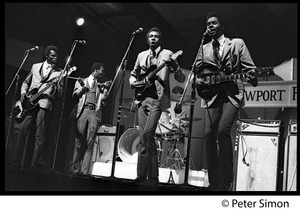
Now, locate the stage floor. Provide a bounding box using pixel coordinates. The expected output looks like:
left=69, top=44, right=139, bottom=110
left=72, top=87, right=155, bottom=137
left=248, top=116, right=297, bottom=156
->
left=4, top=168, right=208, bottom=193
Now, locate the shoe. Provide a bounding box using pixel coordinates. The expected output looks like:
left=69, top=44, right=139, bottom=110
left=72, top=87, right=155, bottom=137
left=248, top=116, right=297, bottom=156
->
left=207, top=182, right=231, bottom=191
left=207, top=183, right=219, bottom=191
left=217, top=183, right=231, bottom=191
left=133, top=176, right=147, bottom=184
left=140, top=178, right=159, bottom=187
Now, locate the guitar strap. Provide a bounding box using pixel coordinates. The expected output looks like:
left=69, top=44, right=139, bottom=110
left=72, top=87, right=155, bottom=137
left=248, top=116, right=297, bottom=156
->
left=40, top=64, right=55, bottom=83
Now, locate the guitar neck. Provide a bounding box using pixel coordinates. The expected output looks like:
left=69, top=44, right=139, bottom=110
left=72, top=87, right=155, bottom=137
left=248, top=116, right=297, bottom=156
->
left=29, top=83, right=53, bottom=102
left=217, top=73, right=248, bottom=83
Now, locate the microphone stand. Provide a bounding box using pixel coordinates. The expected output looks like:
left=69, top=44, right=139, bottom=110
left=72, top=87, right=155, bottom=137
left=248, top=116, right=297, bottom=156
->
left=109, top=33, right=136, bottom=179
left=52, top=41, right=78, bottom=170
left=181, top=33, right=207, bottom=188
left=5, top=50, right=31, bottom=152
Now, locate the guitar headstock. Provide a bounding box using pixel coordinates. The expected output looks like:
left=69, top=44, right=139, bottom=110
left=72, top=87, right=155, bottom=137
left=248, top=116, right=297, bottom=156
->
left=256, top=67, right=275, bottom=77
left=62, top=66, right=77, bottom=77
left=68, top=66, right=77, bottom=75
left=171, top=50, right=183, bottom=60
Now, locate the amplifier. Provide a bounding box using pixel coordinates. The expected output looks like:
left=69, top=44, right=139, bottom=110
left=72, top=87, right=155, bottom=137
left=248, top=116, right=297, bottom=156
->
left=238, top=119, right=281, bottom=133
left=98, top=125, right=117, bottom=134
left=282, top=119, right=297, bottom=191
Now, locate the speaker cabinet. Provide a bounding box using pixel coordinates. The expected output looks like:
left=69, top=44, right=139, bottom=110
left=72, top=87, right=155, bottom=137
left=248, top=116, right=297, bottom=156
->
left=282, top=119, right=297, bottom=191
left=235, top=119, right=281, bottom=191
left=91, top=135, right=115, bottom=163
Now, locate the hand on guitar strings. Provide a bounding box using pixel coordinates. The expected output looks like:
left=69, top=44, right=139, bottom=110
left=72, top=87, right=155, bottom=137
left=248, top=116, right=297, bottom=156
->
left=163, top=56, right=179, bottom=72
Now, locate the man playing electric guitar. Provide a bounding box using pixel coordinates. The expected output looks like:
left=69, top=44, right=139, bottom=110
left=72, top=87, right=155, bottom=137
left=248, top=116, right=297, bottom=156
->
left=11, top=45, right=65, bottom=172
left=129, top=27, right=185, bottom=186
left=195, top=12, right=258, bottom=191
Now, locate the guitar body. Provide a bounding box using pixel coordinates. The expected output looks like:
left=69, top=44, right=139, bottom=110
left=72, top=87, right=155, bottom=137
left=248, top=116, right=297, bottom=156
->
left=135, top=65, right=157, bottom=102
left=14, top=66, right=77, bottom=122
left=14, top=88, right=39, bottom=121
left=196, top=66, right=225, bottom=100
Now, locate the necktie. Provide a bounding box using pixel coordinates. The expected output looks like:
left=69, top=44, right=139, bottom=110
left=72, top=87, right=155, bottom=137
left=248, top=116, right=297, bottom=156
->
left=149, top=50, right=157, bottom=65
left=212, top=39, right=221, bottom=62
left=91, top=79, right=96, bottom=88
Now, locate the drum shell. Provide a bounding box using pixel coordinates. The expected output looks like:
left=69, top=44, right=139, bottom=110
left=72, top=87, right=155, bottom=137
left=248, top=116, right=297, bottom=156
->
left=118, top=128, right=162, bottom=163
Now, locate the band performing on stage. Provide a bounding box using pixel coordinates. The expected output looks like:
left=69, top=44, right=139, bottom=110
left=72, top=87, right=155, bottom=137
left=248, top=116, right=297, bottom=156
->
left=5, top=5, right=297, bottom=192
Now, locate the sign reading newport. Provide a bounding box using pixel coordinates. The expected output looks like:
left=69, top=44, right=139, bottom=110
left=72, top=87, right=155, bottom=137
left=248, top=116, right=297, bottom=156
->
left=244, top=80, right=297, bottom=107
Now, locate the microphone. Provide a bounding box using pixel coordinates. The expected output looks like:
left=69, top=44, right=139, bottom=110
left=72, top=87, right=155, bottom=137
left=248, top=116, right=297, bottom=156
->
left=174, top=102, right=182, bottom=114
left=75, top=40, right=86, bottom=45
left=26, top=46, right=39, bottom=52
left=132, top=27, right=143, bottom=35
left=203, top=29, right=210, bottom=37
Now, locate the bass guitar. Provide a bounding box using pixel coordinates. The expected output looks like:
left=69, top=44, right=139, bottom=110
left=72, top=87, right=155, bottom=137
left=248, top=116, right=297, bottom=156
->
left=195, top=66, right=274, bottom=100
left=14, top=66, right=77, bottom=121
left=134, top=50, right=183, bottom=103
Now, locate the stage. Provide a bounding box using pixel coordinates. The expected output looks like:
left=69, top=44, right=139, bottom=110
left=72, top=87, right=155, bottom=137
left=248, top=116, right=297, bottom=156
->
left=4, top=168, right=208, bottom=193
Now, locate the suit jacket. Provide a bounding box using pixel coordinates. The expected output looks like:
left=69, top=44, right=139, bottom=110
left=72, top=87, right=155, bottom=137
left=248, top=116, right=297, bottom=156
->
left=129, top=47, right=185, bottom=111
left=21, top=62, right=63, bottom=110
left=196, top=37, right=256, bottom=108
left=72, top=77, right=105, bottom=121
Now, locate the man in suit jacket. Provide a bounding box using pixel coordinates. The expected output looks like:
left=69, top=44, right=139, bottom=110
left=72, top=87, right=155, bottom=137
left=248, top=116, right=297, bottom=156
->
left=195, top=12, right=258, bottom=191
left=129, top=27, right=185, bottom=187
left=71, top=63, right=111, bottom=175
left=12, top=45, right=64, bottom=171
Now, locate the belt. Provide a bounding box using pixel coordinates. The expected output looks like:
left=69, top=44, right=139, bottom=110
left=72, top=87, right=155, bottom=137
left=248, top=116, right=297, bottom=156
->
left=84, top=103, right=96, bottom=110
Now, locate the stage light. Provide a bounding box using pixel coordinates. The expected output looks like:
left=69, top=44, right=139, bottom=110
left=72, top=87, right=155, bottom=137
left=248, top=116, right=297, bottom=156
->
left=76, top=17, right=85, bottom=26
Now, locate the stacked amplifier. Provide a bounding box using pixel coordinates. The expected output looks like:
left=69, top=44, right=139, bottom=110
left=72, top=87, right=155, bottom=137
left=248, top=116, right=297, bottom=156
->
left=282, top=119, right=297, bottom=191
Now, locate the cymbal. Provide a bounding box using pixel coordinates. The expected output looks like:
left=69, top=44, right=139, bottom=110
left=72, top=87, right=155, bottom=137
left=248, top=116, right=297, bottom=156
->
left=170, top=94, right=194, bottom=102
left=180, top=117, right=202, bottom=121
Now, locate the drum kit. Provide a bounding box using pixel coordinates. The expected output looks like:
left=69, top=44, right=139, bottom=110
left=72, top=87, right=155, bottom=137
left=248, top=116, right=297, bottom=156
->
left=117, top=95, right=201, bottom=170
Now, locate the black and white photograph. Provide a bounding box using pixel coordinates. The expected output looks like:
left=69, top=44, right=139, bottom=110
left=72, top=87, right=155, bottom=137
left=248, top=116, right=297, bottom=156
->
left=4, top=3, right=297, bottom=202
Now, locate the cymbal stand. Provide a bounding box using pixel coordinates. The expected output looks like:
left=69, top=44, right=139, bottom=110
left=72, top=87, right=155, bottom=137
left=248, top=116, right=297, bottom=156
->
left=5, top=49, right=31, bottom=153
left=159, top=137, right=185, bottom=170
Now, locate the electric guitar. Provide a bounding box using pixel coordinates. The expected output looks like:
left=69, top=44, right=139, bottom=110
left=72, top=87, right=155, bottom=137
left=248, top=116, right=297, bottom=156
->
left=14, top=66, right=77, bottom=121
left=134, top=50, right=183, bottom=103
left=195, top=66, right=274, bottom=100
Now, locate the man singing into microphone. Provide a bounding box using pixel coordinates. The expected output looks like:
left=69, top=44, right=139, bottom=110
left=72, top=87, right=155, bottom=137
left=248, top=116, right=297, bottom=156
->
left=195, top=12, right=258, bottom=191
left=12, top=45, right=64, bottom=172
left=129, top=27, right=185, bottom=187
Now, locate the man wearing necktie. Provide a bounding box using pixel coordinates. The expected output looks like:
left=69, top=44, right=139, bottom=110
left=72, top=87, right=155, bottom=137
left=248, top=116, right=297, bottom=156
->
left=71, top=62, right=111, bottom=175
left=11, top=45, right=63, bottom=172
left=195, top=12, right=258, bottom=191
left=129, top=27, right=185, bottom=187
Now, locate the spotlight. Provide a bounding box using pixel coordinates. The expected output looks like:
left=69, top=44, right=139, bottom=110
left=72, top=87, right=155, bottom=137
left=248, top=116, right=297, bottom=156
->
left=76, top=18, right=85, bottom=26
